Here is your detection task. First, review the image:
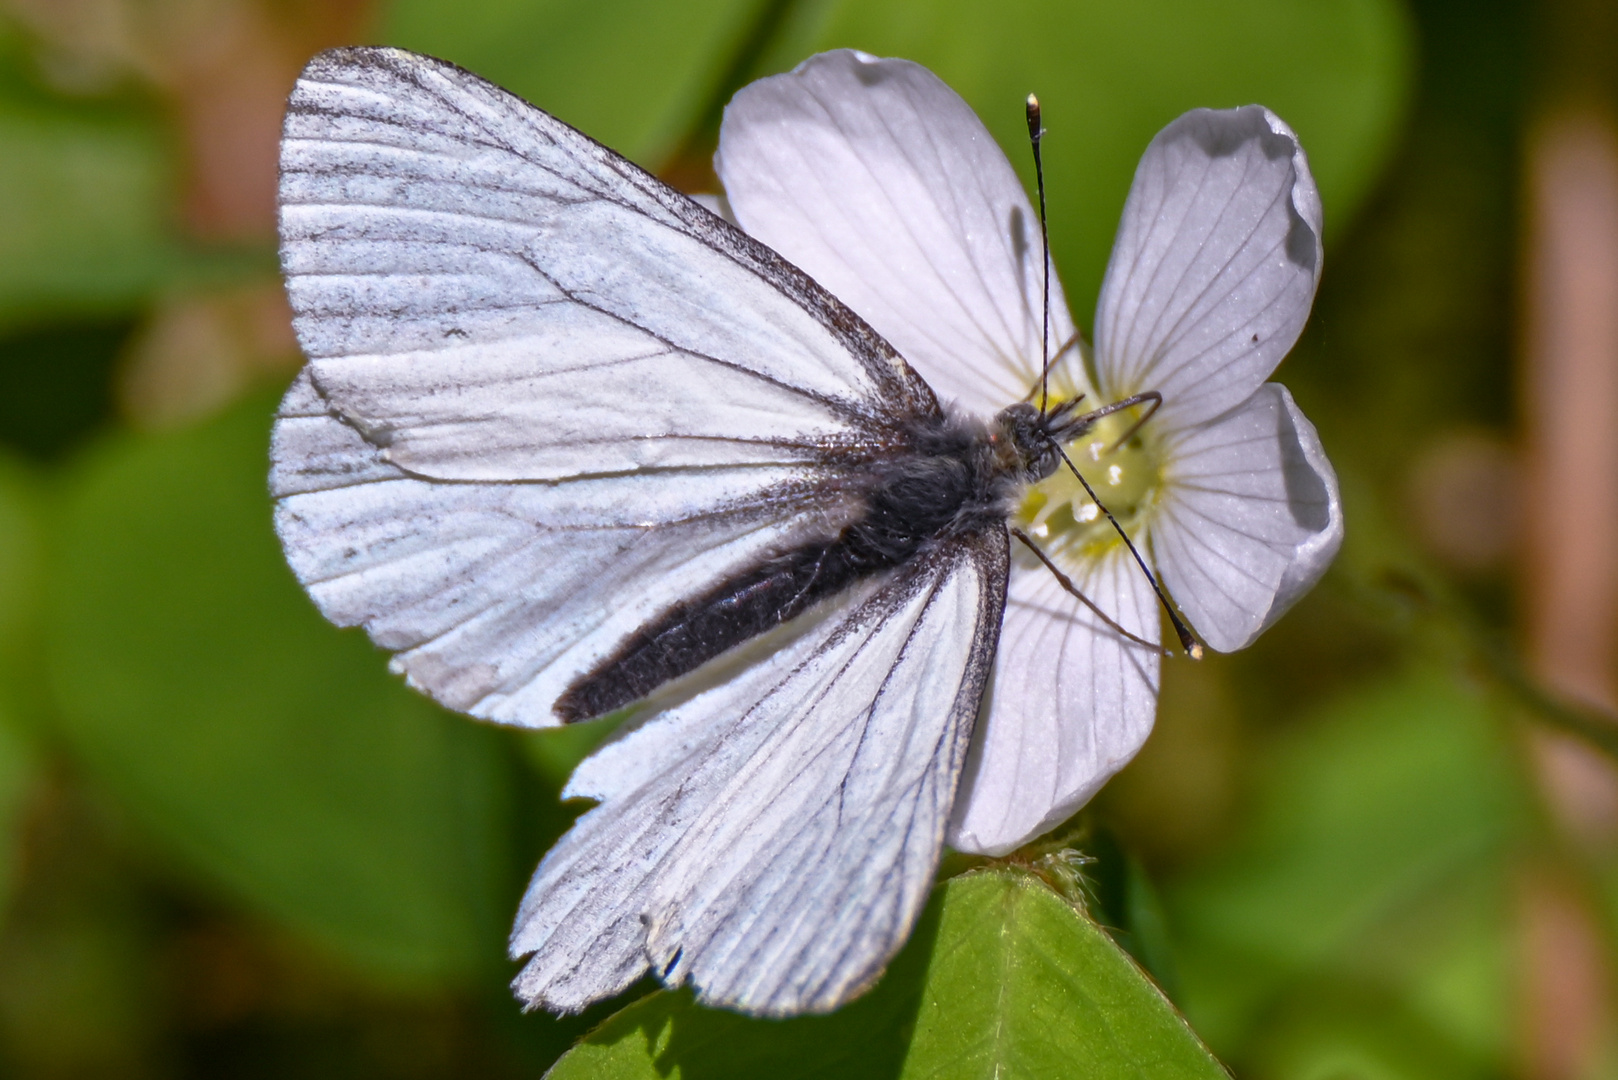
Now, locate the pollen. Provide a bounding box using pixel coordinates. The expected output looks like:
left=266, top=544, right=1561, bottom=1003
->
left=1012, top=408, right=1163, bottom=559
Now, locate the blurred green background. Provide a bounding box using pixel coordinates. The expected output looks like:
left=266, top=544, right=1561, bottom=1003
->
left=0, top=0, right=1616, bottom=1076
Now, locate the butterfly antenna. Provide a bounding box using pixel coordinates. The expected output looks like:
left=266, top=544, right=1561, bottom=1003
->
left=1026, top=94, right=1052, bottom=417
left=1045, top=438, right=1203, bottom=659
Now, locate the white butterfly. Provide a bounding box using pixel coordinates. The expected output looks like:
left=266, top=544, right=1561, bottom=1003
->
left=270, top=47, right=1342, bottom=1016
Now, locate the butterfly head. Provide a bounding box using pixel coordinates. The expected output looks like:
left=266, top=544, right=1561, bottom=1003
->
left=995, top=399, right=1165, bottom=559
left=989, top=401, right=1063, bottom=483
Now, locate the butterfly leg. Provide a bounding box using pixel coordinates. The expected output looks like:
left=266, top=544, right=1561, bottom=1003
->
left=1008, top=527, right=1168, bottom=655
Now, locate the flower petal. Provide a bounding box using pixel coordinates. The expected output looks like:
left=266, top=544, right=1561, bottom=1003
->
left=948, top=545, right=1160, bottom=855
left=1095, top=106, right=1322, bottom=429
left=1152, top=384, right=1342, bottom=653
left=715, top=49, right=1078, bottom=417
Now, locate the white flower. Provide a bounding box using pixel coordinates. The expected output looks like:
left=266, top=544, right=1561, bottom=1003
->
left=715, top=50, right=1343, bottom=855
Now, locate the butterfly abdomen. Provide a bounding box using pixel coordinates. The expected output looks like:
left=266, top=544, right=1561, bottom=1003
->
left=552, top=409, right=1014, bottom=724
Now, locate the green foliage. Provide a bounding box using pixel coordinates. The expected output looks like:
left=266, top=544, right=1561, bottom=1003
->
left=761, top=0, right=1412, bottom=318
left=520, top=715, right=620, bottom=789
left=0, top=25, right=275, bottom=331
left=382, top=0, right=773, bottom=164
left=0, top=33, right=174, bottom=327
left=0, top=457, right=41, bottom=913
left=0, top=104, right=172, bottom=323
left=1169, top=669, right=1530, bottom=1073
left=0, top=454, right=40, bottom=683
left=45, top=392, right=514, bottom=983
left=548, top=869, right=1224, bottom=1080
left=0, top=720, right=33, bottom=917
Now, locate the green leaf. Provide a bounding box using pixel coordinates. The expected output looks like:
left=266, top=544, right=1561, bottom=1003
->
left=381, top=0, right=773, bottom=165
left=1239, top=980, right=1504, bottom=1080
left=520, top=713, right=620, bottom=789
left=547, top=869, right=1224, bottom=1080
left=0, top=32, right=177, bottom=326
left=0, top=452, right=40, bottom=671
left=1081, top=829, right=1181, bottom=999
left=1167, top=669, right=1528, bottom=1060
left=0, top=454, right=42, bottom=912
left=0, top=27, right=273, bottom=327
left=0, top=97, right=174, bottom=324
left=0, top=717, right=35, bottom=914
left=46, top=390, right=513, bottom=983
left=763, top=0, right=1412, bottom=321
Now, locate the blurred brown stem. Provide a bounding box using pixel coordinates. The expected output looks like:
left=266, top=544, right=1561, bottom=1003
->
left=1361, top=568, right=1618, bottom=760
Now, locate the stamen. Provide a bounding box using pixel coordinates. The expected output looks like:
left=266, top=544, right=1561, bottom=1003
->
left=1044, top=437, right=1203, bottom=659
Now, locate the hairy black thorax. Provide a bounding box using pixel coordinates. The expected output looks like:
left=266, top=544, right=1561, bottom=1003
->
left=553, top=402, right=1068, bottom=723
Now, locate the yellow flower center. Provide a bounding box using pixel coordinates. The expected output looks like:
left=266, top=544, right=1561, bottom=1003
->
left=1012, top=404, right=1164, bottom=560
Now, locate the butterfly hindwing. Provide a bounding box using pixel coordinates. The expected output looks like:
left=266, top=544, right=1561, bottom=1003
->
left=510, top=529, right=1007, bottom=1015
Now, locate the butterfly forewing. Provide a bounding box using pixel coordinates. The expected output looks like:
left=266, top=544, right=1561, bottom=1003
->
left=278, top=48, right=933, bottom=476
left=273, top=369, right=844, bottom=723
left=273, top=47, right=945, bottom=726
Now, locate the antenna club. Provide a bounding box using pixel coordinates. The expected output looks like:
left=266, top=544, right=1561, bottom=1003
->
left=1025, top=94, right=1042, bottom=141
